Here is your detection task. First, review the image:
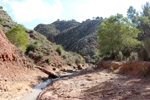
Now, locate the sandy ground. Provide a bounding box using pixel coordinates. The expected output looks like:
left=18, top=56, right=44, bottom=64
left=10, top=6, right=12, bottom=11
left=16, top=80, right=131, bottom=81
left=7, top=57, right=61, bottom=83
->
left=37, top=67, right=150, bottom=100
left=0, top=68, right=48, bottom=100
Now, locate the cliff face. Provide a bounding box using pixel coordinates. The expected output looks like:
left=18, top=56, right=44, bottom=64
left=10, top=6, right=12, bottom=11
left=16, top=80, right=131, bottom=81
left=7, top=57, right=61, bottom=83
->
left=0, top=29, right=16, bottom=61
left=0, top=30, right=30, bottom=81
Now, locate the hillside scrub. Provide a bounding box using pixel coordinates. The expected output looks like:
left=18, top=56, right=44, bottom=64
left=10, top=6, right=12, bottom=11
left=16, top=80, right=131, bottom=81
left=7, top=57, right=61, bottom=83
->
left=35, top=19, right=103, bottom=63
left=0, top=7, right=86, bottom=68
left=56, top=45, right=85, bottom=65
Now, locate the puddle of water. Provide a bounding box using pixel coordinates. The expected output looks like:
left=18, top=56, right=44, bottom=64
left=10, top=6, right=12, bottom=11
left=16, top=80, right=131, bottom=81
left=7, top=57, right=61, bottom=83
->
left=18, top=79, right=56, bottom=100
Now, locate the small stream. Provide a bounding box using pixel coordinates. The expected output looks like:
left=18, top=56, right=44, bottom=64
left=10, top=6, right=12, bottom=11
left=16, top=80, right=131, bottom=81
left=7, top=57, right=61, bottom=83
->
left=18, top=72, right=76, bottom=100
left=19, top=79, right=56, bottom=100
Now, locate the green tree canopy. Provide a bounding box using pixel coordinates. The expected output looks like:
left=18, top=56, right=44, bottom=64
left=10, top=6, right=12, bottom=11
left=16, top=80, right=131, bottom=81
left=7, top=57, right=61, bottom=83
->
left=127, top=2, right=150, bottom=35
left=142, top=2, right=150, bottom=16
left=5, top=25, right=28, bottom=51
left=127, top=6, right=136, bottom=22
left=98, top=14, right=140, bottom=54
left=139, top=2, right=150, bottom=35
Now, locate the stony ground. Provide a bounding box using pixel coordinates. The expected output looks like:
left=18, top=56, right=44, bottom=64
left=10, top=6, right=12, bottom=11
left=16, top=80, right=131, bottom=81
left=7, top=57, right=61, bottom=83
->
left=37, top=67, right=150, bottom=100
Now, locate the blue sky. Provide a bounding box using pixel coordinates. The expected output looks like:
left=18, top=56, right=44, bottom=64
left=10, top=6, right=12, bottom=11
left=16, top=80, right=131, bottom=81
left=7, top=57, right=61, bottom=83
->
left=0, top=0, right=149, bottom=29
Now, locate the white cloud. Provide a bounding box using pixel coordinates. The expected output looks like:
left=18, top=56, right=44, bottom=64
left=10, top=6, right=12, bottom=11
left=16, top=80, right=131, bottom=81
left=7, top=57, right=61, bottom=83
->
left=62, top=0, right=149, bottom=22
left=9, top=0, right=63, bottom=23
left=0, top=0, right=9, bottom=4
left=0, top=0, right=149, bottom=29
left=0, top=0, right=9, bottom=10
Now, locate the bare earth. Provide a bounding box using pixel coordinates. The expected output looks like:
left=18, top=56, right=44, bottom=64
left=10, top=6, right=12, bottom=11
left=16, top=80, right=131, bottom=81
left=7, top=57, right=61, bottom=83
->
left=0, top=68, right=48, bottom=100
left=37, top=68, right=150, bottom=100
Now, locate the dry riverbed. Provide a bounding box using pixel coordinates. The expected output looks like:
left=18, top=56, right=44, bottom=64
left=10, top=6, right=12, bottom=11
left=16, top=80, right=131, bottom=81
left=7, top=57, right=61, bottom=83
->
left=37, top=67, right=150, bottom=100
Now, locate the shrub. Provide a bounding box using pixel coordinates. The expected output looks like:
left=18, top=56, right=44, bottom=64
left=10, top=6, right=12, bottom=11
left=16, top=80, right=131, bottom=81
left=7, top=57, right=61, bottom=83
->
left=138, top=47, right=148, bottom=61
left=37, top=52, right=44, bottom=59
left=5, top=25, right=28, bottom=51
left=77, top=54, right=84, bottom=61
left=56, top=45, right=64, bottom=56
left=130, top=52, right=138, bottom=61
left=45, top=58, right=51, bottom=64
left=110, top=66, right=115, bottom=72
left=75, top=58, right=82, bottom=65
left=144, top=39, right=150, bottom=59
left=62, top=55, right=67, bottom=59
left=26, top=40, right=40, bottom=54
left=28, top=51, right=34, bottom=58
left=115, top=51, right=123, bottom=61
left=0, top=19, right=4, bottom=25
left=26, top=43, right=37, bottom=52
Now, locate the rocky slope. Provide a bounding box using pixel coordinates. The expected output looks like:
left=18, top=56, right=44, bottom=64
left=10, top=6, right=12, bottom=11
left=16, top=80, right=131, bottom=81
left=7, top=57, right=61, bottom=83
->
left=34, top=19, right=103, bottom=63
left=0, top=29, right=30, bottom=81
left=0, top=8, right=86, bottom=75
left=0, top=10, right=17, bottom=32
left=0, top=29, right=48, bottom=100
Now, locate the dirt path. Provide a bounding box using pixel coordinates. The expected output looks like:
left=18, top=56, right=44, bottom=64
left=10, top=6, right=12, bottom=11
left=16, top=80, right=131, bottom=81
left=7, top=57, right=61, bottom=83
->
left=37, top=68, right=150, bottom=100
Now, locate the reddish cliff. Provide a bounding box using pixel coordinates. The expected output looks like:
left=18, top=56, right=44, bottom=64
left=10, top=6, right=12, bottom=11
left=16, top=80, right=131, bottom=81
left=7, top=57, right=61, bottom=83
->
left=0, top=29, right=30, bottom=81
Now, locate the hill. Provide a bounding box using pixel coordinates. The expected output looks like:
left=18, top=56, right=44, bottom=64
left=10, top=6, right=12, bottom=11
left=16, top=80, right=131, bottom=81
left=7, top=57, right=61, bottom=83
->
left=0, top=8, right=86, bottom=76
left=34, top=20, right=80, bottom=42
left=34, top=19, right=104, bottom=63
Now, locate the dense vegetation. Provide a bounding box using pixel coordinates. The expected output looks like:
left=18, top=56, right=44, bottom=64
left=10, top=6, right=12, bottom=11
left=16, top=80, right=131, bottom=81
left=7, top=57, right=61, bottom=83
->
left=97, top=2, right=150, bottom=61
left=98, top=14, right=140, bottom=55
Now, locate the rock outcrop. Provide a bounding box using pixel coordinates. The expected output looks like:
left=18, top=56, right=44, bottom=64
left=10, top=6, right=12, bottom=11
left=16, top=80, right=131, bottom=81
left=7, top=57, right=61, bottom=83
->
left=97, top=61, right=150, bottom=75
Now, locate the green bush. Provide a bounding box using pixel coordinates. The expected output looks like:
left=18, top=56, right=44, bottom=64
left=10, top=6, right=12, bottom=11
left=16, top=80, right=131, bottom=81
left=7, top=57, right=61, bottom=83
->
left=0, top=19, right=4, bottom=25
left=130, top=52, right=138, bottom=61
left=56, top=45, right=64, bottom=56
left=5, top=25, right=28, bottom=51
left=45, top=58, right=51, bottom=64
left=62, top=55, right=67, bottom=59
left=27, top=43, right=37, bottom=52
left=37, top=52, right=44, bottom=59
left=26, top=40, right=41, bottom=54
left=115, top=51, right=123, bottom=61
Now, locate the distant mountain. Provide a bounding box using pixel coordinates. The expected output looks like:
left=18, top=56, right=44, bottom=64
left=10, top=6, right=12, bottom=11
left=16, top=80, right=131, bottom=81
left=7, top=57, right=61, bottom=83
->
left=34, top=19, right=104, bottom=63
left=34, top=20, right=80, bottom=42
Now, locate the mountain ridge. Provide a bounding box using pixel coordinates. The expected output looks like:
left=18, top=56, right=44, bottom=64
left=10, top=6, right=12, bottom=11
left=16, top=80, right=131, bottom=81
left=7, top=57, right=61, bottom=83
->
left=34, top=18, right=104, bottom=63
